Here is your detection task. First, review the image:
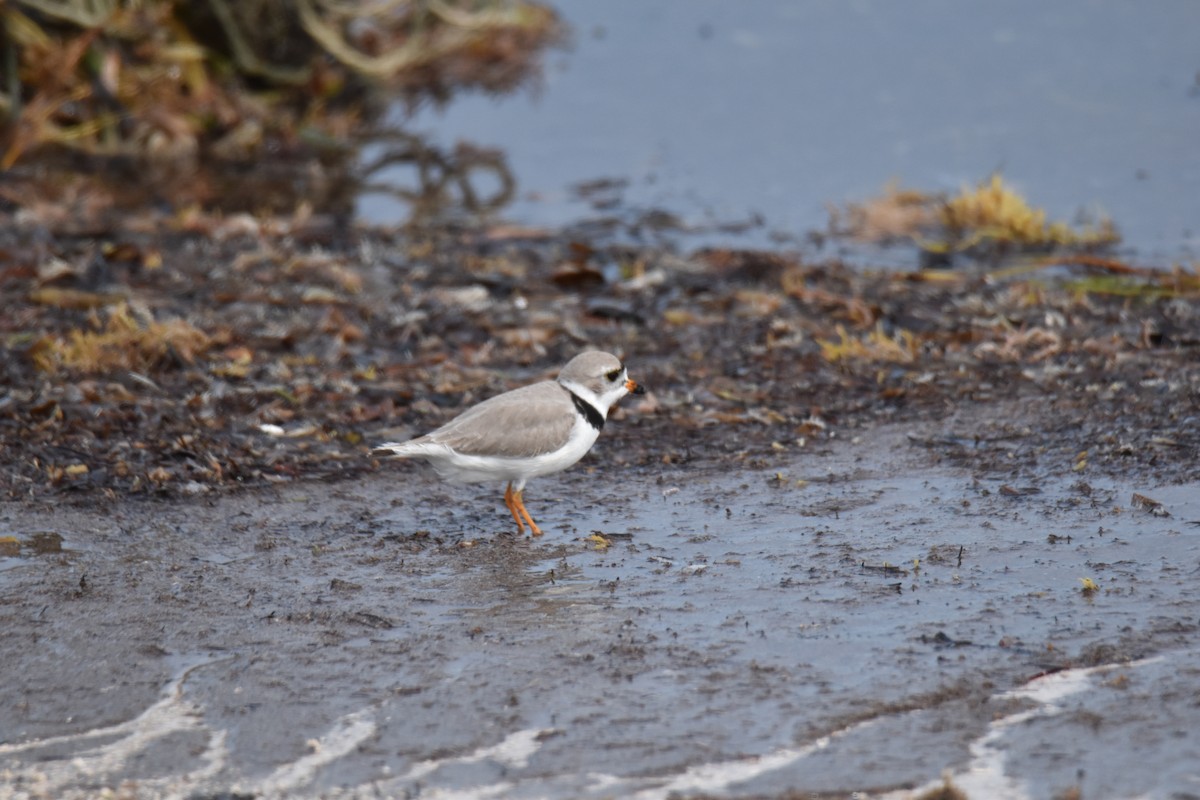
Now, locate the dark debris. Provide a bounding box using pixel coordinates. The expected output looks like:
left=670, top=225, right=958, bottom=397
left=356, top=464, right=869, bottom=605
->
left=1, top=203, right=1199, bottom=502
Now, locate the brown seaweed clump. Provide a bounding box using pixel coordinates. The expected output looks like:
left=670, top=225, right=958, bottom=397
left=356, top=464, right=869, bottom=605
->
left=0, top=0, right=561, bottom=212
left=829, top=175, right=1119, bottom=263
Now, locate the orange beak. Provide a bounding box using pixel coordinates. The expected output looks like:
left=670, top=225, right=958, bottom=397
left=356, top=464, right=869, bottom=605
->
left=625, top=378, right=645, bottom=395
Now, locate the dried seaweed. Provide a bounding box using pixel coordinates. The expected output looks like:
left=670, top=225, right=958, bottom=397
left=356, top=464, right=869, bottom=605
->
left=830, top=175, right=1119, bottom=260
left=935, top=175, right=1118, bottom=251
left=30, top=303, right=211, bottom=373
left=1, top=201, right=1197, bottom=500
left=0, top=0, right=560, bottom=210
left=816, top=323, right=918, bottom=365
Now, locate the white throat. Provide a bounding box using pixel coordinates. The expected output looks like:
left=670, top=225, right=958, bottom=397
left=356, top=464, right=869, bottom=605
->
left=558, top=377, right=625, bottom=418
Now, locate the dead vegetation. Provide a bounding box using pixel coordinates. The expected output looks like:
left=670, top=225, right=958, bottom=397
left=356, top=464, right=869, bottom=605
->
left=29, top=303, right=212, bottom=374
left=829, top=175, right=1119, bottom=259
left=0, top=0, right=561, bottom=212
left=1, top=186, right=1198, bottom=500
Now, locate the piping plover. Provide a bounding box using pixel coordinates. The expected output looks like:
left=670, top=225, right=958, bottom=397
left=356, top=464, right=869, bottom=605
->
left=374, top=351, right=645, bottom=536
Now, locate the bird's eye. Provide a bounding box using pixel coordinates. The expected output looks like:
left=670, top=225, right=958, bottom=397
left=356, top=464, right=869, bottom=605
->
left=605, top=368, right=622, bottom=381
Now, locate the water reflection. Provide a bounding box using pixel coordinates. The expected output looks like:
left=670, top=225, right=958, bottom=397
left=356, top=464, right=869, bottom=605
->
left=359, top=131, right=515, bottom=219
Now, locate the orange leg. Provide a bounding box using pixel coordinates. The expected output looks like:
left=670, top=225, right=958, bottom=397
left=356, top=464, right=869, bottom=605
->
left=512, top=489, right=543, bottom=536
left=503, top=482, right=525, bottom=534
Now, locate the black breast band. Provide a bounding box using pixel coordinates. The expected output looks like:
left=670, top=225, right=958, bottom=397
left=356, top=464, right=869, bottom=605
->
left=568, top=390, right=605, bottom=431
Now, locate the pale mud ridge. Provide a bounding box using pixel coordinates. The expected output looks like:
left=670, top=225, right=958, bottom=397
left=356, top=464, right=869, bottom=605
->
left=2, top=420, right=1199, bottom=799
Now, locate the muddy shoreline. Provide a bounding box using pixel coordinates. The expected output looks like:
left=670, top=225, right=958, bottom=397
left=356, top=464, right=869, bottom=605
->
left=2, top=207, right=1198, bottom=505
left=2, top=205, right=1199, bottom=798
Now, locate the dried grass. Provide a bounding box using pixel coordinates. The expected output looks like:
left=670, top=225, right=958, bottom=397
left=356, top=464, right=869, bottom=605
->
left=816, top=322, right=919, bottom=364
left=31, top=304, right=211, bottom=374
left=831, top=175, right=1119, bottom=255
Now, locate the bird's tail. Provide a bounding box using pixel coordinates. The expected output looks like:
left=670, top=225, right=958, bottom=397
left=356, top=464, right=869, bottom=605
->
left=373, top=441, right=420, bottom=458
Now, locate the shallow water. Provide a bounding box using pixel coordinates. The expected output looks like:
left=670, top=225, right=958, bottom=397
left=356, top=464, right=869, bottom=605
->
left=2, top=425, right=1198, bottom=798
left=361, top=1, right=1200, bottom=263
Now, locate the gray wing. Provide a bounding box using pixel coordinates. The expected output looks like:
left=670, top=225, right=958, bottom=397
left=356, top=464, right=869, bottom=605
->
left=417, top=381, right=577, bottom=457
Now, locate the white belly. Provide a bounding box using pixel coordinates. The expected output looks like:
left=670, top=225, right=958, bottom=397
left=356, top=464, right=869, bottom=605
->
left=420, top=417, right=601, bottom=488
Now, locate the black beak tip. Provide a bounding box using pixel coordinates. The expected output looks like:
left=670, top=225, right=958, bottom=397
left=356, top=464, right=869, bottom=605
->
left=632, top=383, right=646, bottom=395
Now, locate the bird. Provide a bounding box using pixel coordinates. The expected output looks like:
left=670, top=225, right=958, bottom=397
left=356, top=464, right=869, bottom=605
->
left=374, top=351, right=645, bottom=536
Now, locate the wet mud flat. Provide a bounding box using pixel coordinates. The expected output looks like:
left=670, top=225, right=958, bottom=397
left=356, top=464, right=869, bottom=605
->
left=2, top=417, right=1199, bottom=799
left=1, top=201, right=1199, bottom=798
